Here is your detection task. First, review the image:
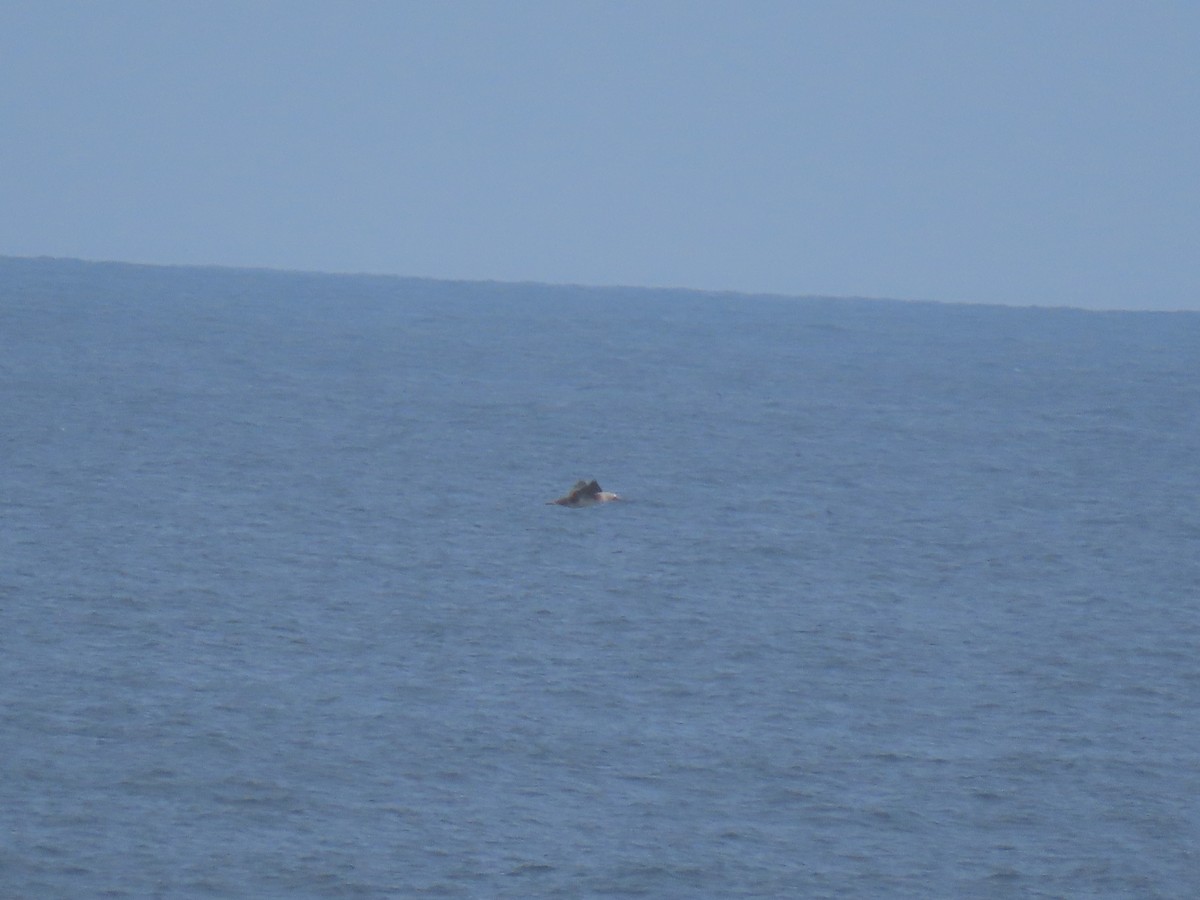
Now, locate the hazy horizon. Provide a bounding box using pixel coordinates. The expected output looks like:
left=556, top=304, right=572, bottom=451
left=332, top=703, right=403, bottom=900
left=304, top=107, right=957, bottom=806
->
left=4, top=2, right=1198, bottom=311
left=9, top=253, right=1200, bottom=315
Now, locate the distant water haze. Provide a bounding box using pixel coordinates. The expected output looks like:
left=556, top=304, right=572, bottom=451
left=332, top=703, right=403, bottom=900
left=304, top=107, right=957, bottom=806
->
left=2, top=257, right=1198, bottom=896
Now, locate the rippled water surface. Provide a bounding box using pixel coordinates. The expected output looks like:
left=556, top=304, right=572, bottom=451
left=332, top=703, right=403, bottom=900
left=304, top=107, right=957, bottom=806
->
left=2, top=258, right=1199, bottom=897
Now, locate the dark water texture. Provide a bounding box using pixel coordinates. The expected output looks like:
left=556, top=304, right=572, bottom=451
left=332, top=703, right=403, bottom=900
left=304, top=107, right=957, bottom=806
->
left=2, top=257, right=1199, bottom=897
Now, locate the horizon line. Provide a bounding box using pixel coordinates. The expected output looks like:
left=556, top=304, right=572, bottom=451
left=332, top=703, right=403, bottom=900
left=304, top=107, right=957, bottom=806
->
left=1, top=252, right=1191, bottom=315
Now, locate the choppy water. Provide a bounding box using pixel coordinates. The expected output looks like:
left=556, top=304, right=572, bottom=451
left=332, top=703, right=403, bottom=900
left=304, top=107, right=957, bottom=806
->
left=2, top=257, right=1199, bottom=897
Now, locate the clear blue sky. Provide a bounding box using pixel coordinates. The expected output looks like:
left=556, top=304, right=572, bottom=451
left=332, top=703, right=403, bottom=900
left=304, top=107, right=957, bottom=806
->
left=4, top=1, right=1198, bottom=309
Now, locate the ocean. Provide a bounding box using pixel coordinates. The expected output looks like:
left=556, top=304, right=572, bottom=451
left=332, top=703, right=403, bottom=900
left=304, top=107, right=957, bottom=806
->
left=2, top=256, right=1198, bottom=897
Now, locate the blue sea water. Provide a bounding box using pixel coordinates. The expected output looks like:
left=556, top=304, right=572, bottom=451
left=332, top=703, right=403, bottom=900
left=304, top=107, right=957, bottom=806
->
left=2, top=257, right=1198, bottom=898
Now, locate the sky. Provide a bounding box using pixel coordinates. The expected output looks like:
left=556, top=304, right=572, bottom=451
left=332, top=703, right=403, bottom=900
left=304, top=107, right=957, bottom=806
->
left=3, top=1, right=1198, bottom=310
